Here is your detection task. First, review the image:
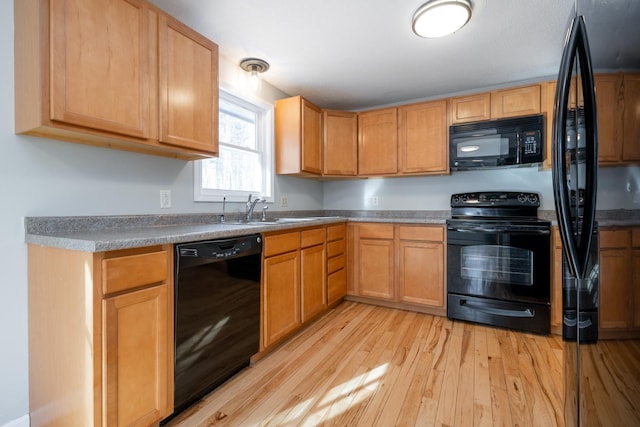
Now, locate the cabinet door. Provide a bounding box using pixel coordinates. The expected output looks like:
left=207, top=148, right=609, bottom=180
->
left=357, top=238, right=395, bottom=300
left=449, top=93, right=491, bottom=124
left=50, top=0, right=150, bottom=138
left=599, top=230, right=632, bottom=331
left=398, top=100, right=448, bottom=174
left=551, top=228, right=564, bottom=333
left=623, top=74, right=640, bottom=162
left=323, top=110, right=357, bottom=175
left=104, top=284, right=171, bottom=426
left=159, top=13, right=218, bottom=154
left=542, top=81, right=557, bottom=170
left=595, top=74, right=624, bottom=164
left=302, top=100, right=323, bottom=174
left=491, top=85, right=541, bottom=119
left=263, top=251, right=301, bottom=348
left=358, top=108, right=398, bottom=175
left=327, top=268, right=347, bottom=306
left=634, top=248, right=640, bottom=329
left=301, top=244, right=327, bottom=322
left=397, top=240, right=444, bottom=307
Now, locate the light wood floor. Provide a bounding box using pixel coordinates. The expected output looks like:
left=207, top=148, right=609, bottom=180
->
left=167, top=301, right=568, bottom=426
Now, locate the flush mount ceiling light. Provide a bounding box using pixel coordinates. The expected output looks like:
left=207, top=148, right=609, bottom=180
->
left=240, top=58, right=270, bottom=89
left=412, top=0, right=472, bottom=38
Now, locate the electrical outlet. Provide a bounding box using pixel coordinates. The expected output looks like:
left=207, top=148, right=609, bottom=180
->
left=280, top=195, right=288, bottom=208
left=371, top=196, right=379, bottom=206
left=160, top=190, right=172, bottom=208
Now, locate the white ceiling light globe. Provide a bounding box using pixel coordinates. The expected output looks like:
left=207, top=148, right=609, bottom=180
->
left=412, top=0, right=472, bottom=38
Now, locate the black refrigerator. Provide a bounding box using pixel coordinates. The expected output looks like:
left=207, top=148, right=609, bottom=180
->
left=552, top=5, right=640, bottom=427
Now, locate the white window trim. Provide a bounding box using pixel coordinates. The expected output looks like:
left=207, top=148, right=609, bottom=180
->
left=194, top=86, right=274, bottom=203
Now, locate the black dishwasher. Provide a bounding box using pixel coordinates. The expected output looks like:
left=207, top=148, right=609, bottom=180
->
left=170, top=234, right=262, bottom=420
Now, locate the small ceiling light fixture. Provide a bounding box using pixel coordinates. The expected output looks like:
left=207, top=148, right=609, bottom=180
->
left=240, top=57, right=270, bottom=90
left=412, top=0, right=472, bottom=38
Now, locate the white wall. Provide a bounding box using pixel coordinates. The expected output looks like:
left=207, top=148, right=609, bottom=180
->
left=323, top=166, right=640, bottom=211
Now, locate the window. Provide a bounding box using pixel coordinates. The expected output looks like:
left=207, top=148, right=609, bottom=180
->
left=194, top=88, right=274, bottom=202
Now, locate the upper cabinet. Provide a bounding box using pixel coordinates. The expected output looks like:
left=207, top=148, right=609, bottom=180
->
left=358, top=108, right=398, bottom=175
left=491, top=85, right=542, bottom=119
left=449, top=93, right=491, bottom=123
left=159, top=13, right=219, bottom=154
left=323, top=110, right=358, bottom=176
left=591, top=73, right=639, bottom=166
left=15, top=0, right=219, bottom=160
left=450, top=84, right=542, bottom=124
left=275, top=96, right=323, bottom=176
left=398, top=100, right=448, bottom=174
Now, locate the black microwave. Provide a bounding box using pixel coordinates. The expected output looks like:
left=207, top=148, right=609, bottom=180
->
left=449, top=114, right=544, bottom=170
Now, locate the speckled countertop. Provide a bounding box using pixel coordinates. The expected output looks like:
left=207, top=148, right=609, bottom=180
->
left=25, top=209, right=638, bottom=252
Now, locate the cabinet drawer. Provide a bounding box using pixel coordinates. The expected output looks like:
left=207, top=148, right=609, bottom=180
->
left=326, top=223, right=346, bottom=242
left=600, top=229, right=631, bottom=249
left=358, top=223, right=394, bottom=239
left=264, top=232, right=301, bottom=257
left=103, top=251, right=168, bottom=294
left=327, top=254, right=346, bottom=274
left=398, top=225, right=443, bottom=242
left=327, top=239, right=346, bottom=257
left=632, top=228, right=640, bottom=248
left=301, top=228, right=325, bottom=248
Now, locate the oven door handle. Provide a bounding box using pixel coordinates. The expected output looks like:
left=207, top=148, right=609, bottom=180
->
left=460, top=299, right=535, bottom=318
left=448, top=226, right=550, bottom=234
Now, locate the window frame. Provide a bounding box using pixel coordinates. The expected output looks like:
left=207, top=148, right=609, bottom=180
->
left=194, top=87, right=274, bottom=203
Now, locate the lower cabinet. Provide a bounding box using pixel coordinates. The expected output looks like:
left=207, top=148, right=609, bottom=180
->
left=599, top=228, right=637, bottom=338
left=347, top=222, right=446, bottom=314
left=300, top=228, right=327, bottom=322
left=551, top=227, right=564, bottom=334
left=326, top=224, right=347, bottom=305
left=262, top=224, right=346, bottom=351
left=262, top=231, right=301, bottom=349
left=28, top=244, right=174, bottom=427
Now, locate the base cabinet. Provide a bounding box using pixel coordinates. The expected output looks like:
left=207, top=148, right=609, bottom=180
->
left=347, top=223, right=446, bottom=314
left=326, top=224, right=347, bottom=305
left=262, top=232, right=301, bottom=349
left=397, top=226, right=445, bottom=308
left=598, top=227, right=640, bottom=339
left=300, top=228, right=327, bottom=322
left=28, top=245, right=173, bottom=427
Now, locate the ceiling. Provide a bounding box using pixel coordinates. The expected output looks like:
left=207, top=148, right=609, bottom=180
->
left=148, top=0, right=640, bottom=111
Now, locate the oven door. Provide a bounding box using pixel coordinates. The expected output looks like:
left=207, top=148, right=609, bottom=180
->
left=446, top=221, right=551, bottom=334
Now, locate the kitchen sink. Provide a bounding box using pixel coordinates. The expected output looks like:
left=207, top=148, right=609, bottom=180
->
left=225, top=216, right=340, bottom=226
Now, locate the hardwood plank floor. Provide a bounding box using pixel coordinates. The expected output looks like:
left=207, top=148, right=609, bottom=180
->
left=166, top=301, right=639, bottom=426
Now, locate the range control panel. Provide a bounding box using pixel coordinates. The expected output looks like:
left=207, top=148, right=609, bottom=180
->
left=450, top=191, right=540, bottom=208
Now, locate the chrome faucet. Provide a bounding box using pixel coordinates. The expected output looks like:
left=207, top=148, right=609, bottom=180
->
left=246, top=194, right=265, bottom=222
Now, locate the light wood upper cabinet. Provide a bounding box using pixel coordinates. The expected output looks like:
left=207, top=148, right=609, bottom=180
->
left=622, top=74, right=640, bottom=162
left=450, top=84, right=541, bottom=125
left=323, top=110, right=358, bottom=176
left=28, top=244, right=173, bottom=426
left=49, top=0, right=150, bottom=139
left=398, top=100, right=449, bottom=174
left=15, top=0, right=218, bottom=160
left=275, top=96, right=323, bottom=175
left=158, top=13, right=218, bottom=154
left=358, top=108, right=398, bottom=175
left=449, top=93, right=491, bottom=124
left=491, top=85, right=542, bottom=119
left=595, top=74, right=625, bottom=164
left=542, top=81, right=556, bottom=170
